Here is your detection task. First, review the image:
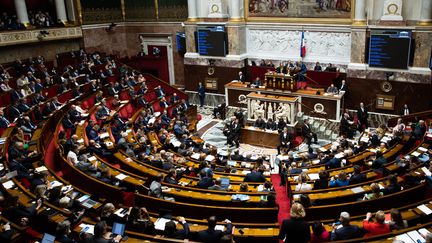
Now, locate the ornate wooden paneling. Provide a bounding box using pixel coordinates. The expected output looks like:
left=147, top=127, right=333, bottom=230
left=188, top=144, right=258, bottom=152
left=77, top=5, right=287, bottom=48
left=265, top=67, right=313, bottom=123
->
left=80, top=0, right=123, bottom=24
left=158, top=0, right=188, bottom=21
left=124, top=0, right=156, bottom=22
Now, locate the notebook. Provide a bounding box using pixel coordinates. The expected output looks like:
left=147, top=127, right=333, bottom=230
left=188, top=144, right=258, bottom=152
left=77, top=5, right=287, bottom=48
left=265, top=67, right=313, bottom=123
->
left=220, top=177, right=230, bottom=190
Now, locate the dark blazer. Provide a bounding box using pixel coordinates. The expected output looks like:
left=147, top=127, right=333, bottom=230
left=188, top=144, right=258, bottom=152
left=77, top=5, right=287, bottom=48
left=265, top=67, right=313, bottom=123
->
left=0, top=116, right=10, bottom=127
left=278, top=218, right=310, bottom=243
left=244, top=171, right=266, bottom=182
left=357, top=108, right=368, bottom=124
left=239, top=74, right=246, bottom=83
left=197, top=223, right=233, bottom=243
left=349, top=173, right=366, bottom=185
left=279, top=132, right=292, bottom=146
left=254, top=119, right=266, bottom=129
left=331, top=225, right=364, bottom=241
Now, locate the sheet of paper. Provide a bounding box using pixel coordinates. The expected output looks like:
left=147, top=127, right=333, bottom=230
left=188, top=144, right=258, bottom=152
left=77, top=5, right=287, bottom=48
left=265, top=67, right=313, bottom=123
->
left=35, top=166, right=48, bottom=173
left=308, top=173, right=320, bottom=180
left=241, top=170, right=250, bottom=175
left=418, top=228, right=431, bottom=238
left=417, top=204, right=432, bottom=215
left=100, top=132, right=109, bottom=139
left=79, top=224, right=95, bottom=235
left=50, top=180, right=63, bottom=188
left=411, top=151, right=421, bottom=157
left=191, top=153, right=200, bottom=160
left=312, top=159, right=320, bottom=165
left=395, top=233, right=415, bottom=243
left=350, top=186, right=365, bottom=194
left=421, top=167, right=432, bottom=177
left=418, top=147, right=428, bottom=152
left=154, top=218, right=175, bottom=231
left=215, top=225, right=225, bottom=231
left=87, top=156, right=97, bottom=162
left=115, top=173, right=128, bottom=180
left=407, top=230, right=425, bottom=243
left=6, top=170, right=18, bottom=179
left=2, top=180, right=15, bottom=189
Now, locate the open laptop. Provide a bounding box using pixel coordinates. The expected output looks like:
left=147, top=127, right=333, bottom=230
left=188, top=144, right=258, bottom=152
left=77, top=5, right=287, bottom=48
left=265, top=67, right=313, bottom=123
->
left=220, top=177, right=230, bottom=190
left=112, top=222, right=126, bottom=236
left=41, top=233, right=56, bottom=243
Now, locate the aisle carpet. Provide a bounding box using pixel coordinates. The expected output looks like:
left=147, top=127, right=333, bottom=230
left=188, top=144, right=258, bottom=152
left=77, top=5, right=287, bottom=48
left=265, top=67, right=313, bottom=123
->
left=271, top=174, right=290, bottom=226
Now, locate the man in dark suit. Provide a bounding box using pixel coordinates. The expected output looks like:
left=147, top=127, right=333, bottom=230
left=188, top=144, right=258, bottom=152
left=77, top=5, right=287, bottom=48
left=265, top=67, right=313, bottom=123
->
left=302, top=119, right=317, bottom=145
left=11, top=89, right=24, bottom=102
left=330, top=212, right=364, bottom=240
left=348, top=165, right=366, bottom=185
left=197, top=216, right=233, bottom=243
left=8, top=103, right=22, bottom=121
left=339, top=80, right=347, bottom=93
left=401, top=104, right=410, bottom=116
left=357, top=102, right=368, bottom=131
left=253, top=116, right=266, bottom=129
left=155, top=85, right=165, bottom=98
left=17, top=99, right=30, bottom=113
left=159, top=98, right=169, bottom=109
left=169, top=93, right=180, bottom=105
left=198, top=82, right=206, bottom=107
left=340, top=113, right=354, bottom=139
left=244, top=167, right=266, bottom=182
left=227, top=119, right=241, bottom=148
left=266, top=118, right=277, bottom=130
left=0, top=110, right=11, bottom=128
left=238, top=71, right=246, bottom=83
left=278, top=127, right=292, bottom=155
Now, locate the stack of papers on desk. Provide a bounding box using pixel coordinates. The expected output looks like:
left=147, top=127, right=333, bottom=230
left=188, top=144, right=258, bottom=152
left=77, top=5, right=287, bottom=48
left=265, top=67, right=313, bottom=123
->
left=77, top=138, right=84, bottom=144
left=87, top=156, right=97, bottom=162
left=360, top=137, right=370, bottom=143
left=335, top=152, right=345, bottom=159
left=411, top=151, right=421, bottom=157
left=227, top=161, right=237, bottom=166
left=114, top=208, right=128, bottom=218
left=241, top=170, right=250, bottom=175
left=312, top=159, right=320, bottom=165
left=407, top=230, right=426, bottom=242
left=417, top=204, right=432, bottom=215
left=154, top=218, right=175, bottom=231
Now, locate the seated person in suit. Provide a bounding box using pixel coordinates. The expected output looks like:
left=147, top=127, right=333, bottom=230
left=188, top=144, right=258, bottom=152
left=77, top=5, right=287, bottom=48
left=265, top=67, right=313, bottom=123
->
left=253, top=116, right=266, bottom=129
left=326, top=84, right=338, bottom=94
left=163, top=217, right=189, bottom=240
left=169, top=93, right=180, bottom=105
left=0, top=110, right=11, bottom=128
left=266, top=118, right=277, bottom=130
left=238, top=71, right=245, bottom=83
left=154, top=85, right=165, bottom=98
left=339, top=79, right=347, bottom=93
left=197, top=216, right=233, bottom=243
left=243, top=166, right=266, bottom=182
left=330, top=212, right=364, bottom=240
left=314, top=62, right=322, bottom=71
left=251, top=77, right=262, bottom=88
left=160, top=97, right=169, bottom=109
left=348, top=165, right=366, bottom=185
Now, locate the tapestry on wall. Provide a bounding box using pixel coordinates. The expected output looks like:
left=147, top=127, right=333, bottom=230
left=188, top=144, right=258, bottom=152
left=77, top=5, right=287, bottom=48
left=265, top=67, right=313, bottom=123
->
left=248, top=0, right=352, bottom=18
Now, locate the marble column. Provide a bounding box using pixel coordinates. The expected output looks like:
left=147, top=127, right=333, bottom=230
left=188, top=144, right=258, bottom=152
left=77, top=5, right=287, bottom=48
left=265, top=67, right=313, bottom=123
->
left=353, top=0, right=366, bottom=24
left=230, top=0, right=242, bottom=20
left=55, top=0, right=68, bottom=22
left=65, top=0, right=76, bottom=22
left=14, top=0, right=29, bottom=24
left=418, top=0, right=432, bottom=25
left=187, top=0, right=198, bottom=20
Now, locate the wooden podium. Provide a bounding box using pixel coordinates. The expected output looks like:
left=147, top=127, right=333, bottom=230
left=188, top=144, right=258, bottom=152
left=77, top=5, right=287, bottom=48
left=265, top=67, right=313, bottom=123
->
left=264, top=72, right=297, bottom=92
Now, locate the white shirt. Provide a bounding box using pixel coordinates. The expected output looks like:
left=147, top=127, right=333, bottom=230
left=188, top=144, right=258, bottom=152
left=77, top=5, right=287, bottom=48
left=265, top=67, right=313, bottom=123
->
left=67, top=150, right=79, bottom=165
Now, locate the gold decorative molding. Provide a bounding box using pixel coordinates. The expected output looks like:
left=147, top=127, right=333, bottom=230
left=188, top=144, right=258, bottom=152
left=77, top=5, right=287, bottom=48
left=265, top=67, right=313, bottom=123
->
left=352, top=20, right=367, bottom=26
left=121, top=0, right=126, bottom=22
left=417, top=20, right=432, bottom=26
left=0, top=27, right=83, bottom=47
left=154, top=0, right=159, bottom=20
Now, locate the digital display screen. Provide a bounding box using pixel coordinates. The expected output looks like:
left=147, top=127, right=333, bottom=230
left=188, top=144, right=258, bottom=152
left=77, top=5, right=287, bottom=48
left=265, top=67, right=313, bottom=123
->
left=368, top=30, right=411, bottom=69
left=176, top=32, right=186, bottom=53
left=197, top=25, right=227, bottom=57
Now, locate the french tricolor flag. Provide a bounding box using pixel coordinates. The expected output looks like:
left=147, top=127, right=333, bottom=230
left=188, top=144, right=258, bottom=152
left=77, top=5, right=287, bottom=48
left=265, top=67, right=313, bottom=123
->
left=300, top=31, right=306, bottom=58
